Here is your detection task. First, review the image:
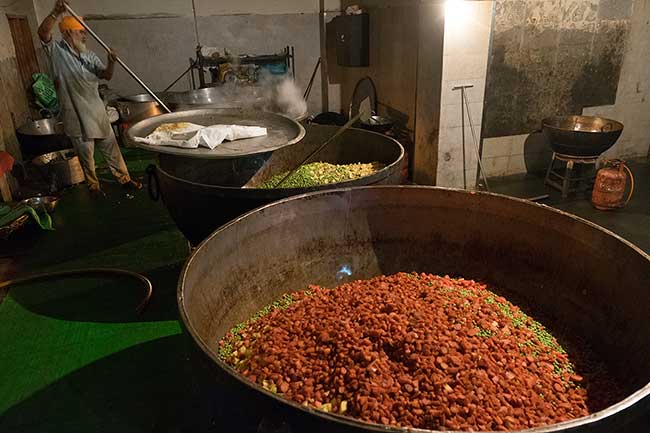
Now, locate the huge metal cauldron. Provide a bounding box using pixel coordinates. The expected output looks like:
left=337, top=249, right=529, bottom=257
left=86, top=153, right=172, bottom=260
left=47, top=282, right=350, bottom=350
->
left=179, top=187, right=650, bottom=433
left=542, top=116, right=624, bottom=157
left=152, top=125, right=404, bottom=245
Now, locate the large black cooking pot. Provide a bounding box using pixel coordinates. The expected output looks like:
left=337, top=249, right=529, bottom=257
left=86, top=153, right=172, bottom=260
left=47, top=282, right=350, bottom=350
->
left=151, top=125, right=404, bottom=245
left=542, top=116, right=624, bottom=157
left=178, top=186, right=650, bottom=433
left=16, top=118, right=71, bottom=160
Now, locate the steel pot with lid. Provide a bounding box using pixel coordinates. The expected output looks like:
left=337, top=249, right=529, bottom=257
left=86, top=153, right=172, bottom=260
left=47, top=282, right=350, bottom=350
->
left=148, top=125, right=404, bottom=245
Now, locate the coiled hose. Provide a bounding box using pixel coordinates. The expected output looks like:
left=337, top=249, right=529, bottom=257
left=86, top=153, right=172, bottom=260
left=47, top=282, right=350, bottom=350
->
left=0, top=268, right=153, bottom=314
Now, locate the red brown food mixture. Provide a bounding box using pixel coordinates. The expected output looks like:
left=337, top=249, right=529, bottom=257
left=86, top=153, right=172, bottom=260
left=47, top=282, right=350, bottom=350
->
left=219, top=273, right=619, bottom=431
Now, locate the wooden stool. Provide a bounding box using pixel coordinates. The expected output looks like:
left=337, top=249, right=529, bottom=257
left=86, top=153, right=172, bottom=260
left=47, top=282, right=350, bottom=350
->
left=544, top=152, right=598, bottom=199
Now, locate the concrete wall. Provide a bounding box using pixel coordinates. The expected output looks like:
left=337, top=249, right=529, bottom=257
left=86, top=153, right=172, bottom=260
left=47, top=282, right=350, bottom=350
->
left=480, top=0, right=650, bottom=179
left=34, top=0, right=342, bottom=113
left=484, top=0, right=631, bottom=138
left=333, top=0, right=446, bottom=184
left=436, top=0, right=493, bottom=188
left=438, top=0, right=650, bottom=186
left=0, top=0, right=43, bottom=161
left=34, top=0, right=342, bottom=19
left=583, top=0, right=650, bottom=159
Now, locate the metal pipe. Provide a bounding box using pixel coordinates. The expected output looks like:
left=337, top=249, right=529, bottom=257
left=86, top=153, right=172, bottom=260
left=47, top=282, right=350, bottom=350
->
left=303, top=58, right=321, bottom=101
left=191, top=0, right=201, bottom=48
left=453, top=84, right=490, bottom=192
left=461, top=88, right=490, bottom=192
left=461, top=88, right=467, bottom=190
left=64, top=4, right=172, bottom=113
left=318, top=0, right=329, bottom=112
left=189, top=58, right=196, bottom=90
left=453, top=85, right=472, bottom=190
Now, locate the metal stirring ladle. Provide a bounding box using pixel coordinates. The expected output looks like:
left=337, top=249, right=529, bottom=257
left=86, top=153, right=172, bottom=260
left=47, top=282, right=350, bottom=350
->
left=270, top=97, right=373, bottom=188
left=64, top=4, right=172, bottom=113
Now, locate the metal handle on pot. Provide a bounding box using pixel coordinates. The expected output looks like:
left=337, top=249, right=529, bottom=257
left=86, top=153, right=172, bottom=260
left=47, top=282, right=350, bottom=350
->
left=146, top=165, right=160, bottom=202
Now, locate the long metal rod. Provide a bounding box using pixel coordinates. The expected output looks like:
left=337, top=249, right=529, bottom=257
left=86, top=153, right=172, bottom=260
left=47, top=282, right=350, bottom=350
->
left=191, top=0, right=201, bottom=48
left=453, top=85, right=472, bottom=190
left=304, top=57, right=321, bottom=100
left=461, top=87, right=491, bottom=191
left=64, top=4, right=172, bottom=113
left=163, top=64, right=193, bottom=92
left=461, top=88, right=467, bottom=190
left=318, top=0, right=329, bottom=112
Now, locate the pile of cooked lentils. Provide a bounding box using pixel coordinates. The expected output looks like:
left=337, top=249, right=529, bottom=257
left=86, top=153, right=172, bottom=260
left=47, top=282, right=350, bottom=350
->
left=219, top=272, right=622, bottom=431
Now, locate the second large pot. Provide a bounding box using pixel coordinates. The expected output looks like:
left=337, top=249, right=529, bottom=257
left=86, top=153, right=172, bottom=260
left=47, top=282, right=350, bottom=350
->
left=151, top=126, right=404, bottom=245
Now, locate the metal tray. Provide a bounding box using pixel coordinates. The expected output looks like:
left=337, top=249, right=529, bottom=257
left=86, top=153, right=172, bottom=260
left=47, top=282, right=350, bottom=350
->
left=126, top=108, right=305, bottom=160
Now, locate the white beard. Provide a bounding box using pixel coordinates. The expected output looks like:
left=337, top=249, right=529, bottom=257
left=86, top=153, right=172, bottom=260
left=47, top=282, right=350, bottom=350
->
left=71, top=37, right=88, bottom=53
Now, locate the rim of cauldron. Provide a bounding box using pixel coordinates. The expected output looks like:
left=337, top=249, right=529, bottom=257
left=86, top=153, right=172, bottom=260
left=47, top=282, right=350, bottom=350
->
left=126, top=108, right=307, bottom=160
left=541, top=115, right=624, bottom=134
left=156, top=126, right=404, bottom=193
left=178, top=186, right=650, bottom=433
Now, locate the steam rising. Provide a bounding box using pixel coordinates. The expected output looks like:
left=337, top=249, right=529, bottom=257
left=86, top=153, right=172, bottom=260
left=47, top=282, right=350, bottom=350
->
left=188, top=72, right=307, bottom=119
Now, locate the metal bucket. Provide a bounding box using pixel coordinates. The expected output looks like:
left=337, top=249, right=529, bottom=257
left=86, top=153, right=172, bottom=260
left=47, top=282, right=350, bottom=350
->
left=33, top=149, right=85, bottom=189
left=179, top=186, right=650, bottom=433
left=150, top=126, right=404, bottom=245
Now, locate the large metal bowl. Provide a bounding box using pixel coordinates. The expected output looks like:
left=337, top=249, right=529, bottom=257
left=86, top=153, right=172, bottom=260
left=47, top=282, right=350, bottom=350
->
left=153, top=125, right=404, bottom=245
left=179, top=186, right=650, bottom=433
left=542, top=115, right=624, bottom=157
left=20, top=196, right=59, bottom=213
left=16, top=118, right=70, bottom=160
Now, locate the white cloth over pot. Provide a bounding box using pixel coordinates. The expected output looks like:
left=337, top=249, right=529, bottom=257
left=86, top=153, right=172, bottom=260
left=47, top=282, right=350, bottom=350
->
left=134, top=123, right=268, bottom=150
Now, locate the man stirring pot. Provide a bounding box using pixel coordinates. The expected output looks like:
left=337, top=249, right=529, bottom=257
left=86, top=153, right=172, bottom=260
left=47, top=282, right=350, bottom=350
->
left=38, top=0, right=142, bottom=195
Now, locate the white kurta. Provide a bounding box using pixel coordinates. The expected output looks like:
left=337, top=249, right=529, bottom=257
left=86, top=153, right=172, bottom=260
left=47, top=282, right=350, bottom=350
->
left=44, top=39, right=112, bottom=140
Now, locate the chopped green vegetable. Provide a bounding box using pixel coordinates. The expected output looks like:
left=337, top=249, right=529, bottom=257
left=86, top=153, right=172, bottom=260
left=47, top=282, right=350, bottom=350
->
left=259, top=162, right=385, bottom=189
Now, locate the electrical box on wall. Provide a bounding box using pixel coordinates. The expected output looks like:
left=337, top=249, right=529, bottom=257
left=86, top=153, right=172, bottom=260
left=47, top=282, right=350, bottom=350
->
left=334, top=14, right=369, bottom=67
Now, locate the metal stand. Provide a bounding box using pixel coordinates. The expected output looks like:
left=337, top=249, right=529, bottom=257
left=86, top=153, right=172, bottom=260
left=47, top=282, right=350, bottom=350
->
left=190, top=46, right=295, bottom=89
left=544, top=152, right=598, bottom=198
